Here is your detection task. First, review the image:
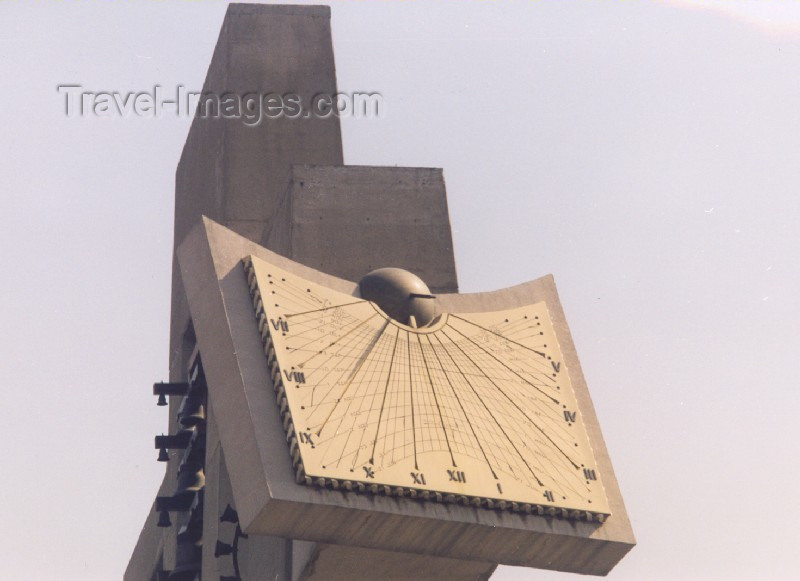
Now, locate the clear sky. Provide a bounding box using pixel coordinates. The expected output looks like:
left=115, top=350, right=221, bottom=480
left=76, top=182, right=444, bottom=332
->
left=2, top=1, right=799, bottom=580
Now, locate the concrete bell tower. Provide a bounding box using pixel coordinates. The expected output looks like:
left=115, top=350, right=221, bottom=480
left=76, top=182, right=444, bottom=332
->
left=126, top=5, right=634, bottom=580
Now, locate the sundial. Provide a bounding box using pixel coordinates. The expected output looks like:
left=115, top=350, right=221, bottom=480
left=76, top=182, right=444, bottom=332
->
left=244, top=254, right=611, bottom=521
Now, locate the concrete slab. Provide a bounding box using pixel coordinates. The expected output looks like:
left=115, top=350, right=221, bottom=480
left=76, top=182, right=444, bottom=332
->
left=176, top=217, right=635, bottom=576
left=263, top=165, right=459, bottom=294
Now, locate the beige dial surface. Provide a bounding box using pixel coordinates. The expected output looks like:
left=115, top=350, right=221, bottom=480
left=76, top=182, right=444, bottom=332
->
left=245, top=255, right=611, bottom=519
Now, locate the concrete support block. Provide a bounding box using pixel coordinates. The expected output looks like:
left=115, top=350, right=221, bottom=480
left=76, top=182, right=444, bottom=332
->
left=263, top=165, right=459, bottom=293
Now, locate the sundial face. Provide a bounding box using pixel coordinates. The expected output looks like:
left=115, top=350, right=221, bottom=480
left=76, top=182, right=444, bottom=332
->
left=244, top=255, right=611, bottom=521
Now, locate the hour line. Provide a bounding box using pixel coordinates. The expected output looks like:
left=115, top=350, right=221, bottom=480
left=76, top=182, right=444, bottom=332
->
left=445, top=324, right=559, bottom=402
left=440, top=328, right=580, bottom=471
left=425, top=334, right=498, bottom=480
left=295, top=312, right=379, bottom=369
left=406, top=331, right=419, bottom=469
left=431, top=332, right=545, bottom=487
left=284, top=299, right=366, bottom=318
left=348, top=324, right=398, bottom=470
left=295, top=316, right=371, bottom=375
left=305, top=322, right=383, bottom=417
left=369, top=326, right=401, bottom=465
left=449, top=313, right=549, bottom=358
left=316, top=318, right=391, bottom=437
left=417, top=333, right=456, bottom=467
left=331, top=321, right=398, bottom=469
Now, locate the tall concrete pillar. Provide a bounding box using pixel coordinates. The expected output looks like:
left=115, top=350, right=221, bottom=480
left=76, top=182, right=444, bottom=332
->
left=170, top=4, right=345, bottom=374
left=129, top=4, right=482, bottom=581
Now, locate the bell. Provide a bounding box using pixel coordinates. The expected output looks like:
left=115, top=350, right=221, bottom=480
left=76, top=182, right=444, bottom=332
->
left=182, top=432, right=206, bottom=465
left=174, top=461, right=205, bottom=501
left=177, top=522, right=202, bottom=543
left=214, top=540, right=234, bottom=558
left=158, top=447, right=169, bottom=462
left=155, top=428, right=195, bottom=457
left=177, top=491, right=204, bottom=544
left=177, top=392, right=206, bottom=427
left=188, top=488, right=204, bottom=521
left=167, top=566, right=199, bottom=581
left=169, top=535, right=202, bottom=581
left=153, top=381, right=189, bottom=406
left=157, top=509, right=171, bottom=528
left=219, top=504, right=239, bottom=524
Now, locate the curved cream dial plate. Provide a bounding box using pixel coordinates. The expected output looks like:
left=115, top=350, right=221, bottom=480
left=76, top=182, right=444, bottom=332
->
left=245, top=255, right=610, bottom=520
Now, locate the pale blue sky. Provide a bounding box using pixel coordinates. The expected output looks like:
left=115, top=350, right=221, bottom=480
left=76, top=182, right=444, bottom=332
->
left=2, top=1, right=799, bottom=579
